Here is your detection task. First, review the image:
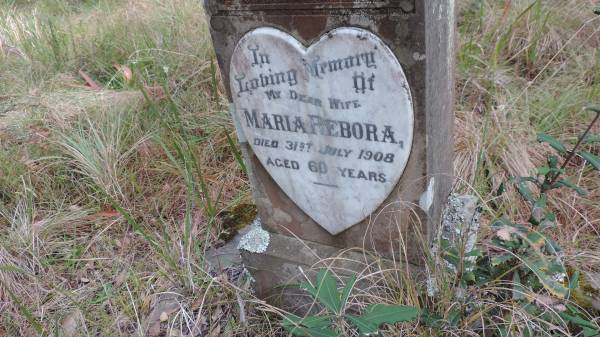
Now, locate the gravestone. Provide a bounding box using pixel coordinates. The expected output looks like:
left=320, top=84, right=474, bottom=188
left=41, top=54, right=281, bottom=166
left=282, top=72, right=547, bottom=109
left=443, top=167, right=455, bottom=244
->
left=204, top=0, right=456, bottom=307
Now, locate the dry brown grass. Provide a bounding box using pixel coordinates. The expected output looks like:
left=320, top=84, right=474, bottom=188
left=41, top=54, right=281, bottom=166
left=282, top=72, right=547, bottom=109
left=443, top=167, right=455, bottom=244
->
left=0, top=0, right=598, bottom=336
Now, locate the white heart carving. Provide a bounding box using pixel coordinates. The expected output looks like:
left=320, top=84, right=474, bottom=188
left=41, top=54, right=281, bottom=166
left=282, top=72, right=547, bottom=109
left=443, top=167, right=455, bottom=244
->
left=230, top=27, right=414, bottom=235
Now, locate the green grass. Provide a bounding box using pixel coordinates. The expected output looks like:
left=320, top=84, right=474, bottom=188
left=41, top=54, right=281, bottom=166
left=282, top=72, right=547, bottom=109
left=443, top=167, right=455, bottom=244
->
left=0, top=0, right=599, bottom=336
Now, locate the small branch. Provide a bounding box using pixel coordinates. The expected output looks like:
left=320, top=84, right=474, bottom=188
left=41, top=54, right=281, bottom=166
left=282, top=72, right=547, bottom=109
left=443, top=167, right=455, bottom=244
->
left=543, top=108, right=600, bottom=192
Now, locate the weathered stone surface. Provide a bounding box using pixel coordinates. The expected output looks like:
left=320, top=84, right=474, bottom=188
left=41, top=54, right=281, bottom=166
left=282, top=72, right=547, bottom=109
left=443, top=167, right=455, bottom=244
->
left=204, top=0, right=456, bottom=303
left=240, top=230, right=425, bottom=313
left=206, top=0, right=455, bottom=263
left=427, top=194, right=481, bottom=295
left=230, top=27, right=414, bottom=234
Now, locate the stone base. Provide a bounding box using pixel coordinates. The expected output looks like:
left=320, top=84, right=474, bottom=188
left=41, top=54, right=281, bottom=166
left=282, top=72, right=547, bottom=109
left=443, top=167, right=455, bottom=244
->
left=241, top=232, right=425, bottom=314
left=241, top=194, right=482, bottom=314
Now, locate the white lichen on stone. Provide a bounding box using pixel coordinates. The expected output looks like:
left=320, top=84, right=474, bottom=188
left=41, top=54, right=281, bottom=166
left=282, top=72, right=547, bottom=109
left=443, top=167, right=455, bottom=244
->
left=428, top=193, right=481, bottom=296
left=237, top=218, right=270, bottom=254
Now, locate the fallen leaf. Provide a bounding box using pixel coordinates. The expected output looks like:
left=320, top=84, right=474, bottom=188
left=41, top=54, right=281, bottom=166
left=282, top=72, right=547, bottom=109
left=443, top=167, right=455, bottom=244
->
left=94, top=209, right=120, bottom=218
left=139, top=295, right=180, bottom=337
left=78, top=69, right=101, bottom=91
left=61, top=310, right=83, bottom=337
left=113, top=63, right=133, bottom=83
left=114, top=270, right=128, bottom=287
left=534, top=294, right=558, bottom=307
left=144, top=85, right=166, bottom=101
left=554, top=304, right=567, bottom=312
left=496, top=226, right=518, bottom=241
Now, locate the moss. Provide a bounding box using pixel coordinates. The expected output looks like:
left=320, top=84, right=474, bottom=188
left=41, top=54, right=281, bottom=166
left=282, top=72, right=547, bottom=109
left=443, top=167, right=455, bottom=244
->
left=219, top=203, right=257, bottom=242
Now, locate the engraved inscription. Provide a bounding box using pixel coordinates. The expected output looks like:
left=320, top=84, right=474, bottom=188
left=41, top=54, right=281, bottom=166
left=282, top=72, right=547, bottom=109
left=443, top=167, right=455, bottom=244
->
left=230, top=27, right=414, bottom=235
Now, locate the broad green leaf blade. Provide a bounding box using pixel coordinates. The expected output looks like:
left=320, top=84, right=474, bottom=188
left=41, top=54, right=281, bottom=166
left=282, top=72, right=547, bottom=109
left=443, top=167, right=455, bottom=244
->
left=569, top=271, right=580, bottom=290
left=512, top=272, right=526, bottom=301
left=530, top=196, right=547, bottom=225
left=282, top=315, right=340, bottom=337
left=361, top=304, right=420, bottom=326
left=491, top=254, right=514, bottom=266
left=537, top=166, right=551, bottom=176
left=516, top=178, right=537, bottom=203
left=314, top=270, right=342, bottom=313
left=284, top=326, right=340, bottom=337
left=579, top=152, right=600, bottom=171
left=583, top=327, right=600, bottom=337
left=551, top=179, right=587, bottom=196
left=300, top=282, right=317, bottom=298
left=301, top=327, right=341, bottom=337
left=282, top=315, right=331, bottom=329
left=346, top=315, right=378, bottom=335
left=465, top=248, right=482, bottom=258
left=560, top=308, right=599, bottom=331
left=339, top=273, right=357, bottom=312
left=522, top=257, right=569, bottom=299
left=584, top=136, right=600, bottom=144
left=537, top=133, right=567, bottom=154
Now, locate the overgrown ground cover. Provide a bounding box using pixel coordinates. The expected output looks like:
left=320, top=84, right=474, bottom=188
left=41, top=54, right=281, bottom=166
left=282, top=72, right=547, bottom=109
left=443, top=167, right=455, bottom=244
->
left=0, top=0, right=598, bottom=336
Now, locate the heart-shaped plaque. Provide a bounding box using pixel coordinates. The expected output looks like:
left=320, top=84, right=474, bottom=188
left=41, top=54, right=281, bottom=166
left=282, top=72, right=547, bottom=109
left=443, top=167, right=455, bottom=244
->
left=230, top=27, right=414, bottom=235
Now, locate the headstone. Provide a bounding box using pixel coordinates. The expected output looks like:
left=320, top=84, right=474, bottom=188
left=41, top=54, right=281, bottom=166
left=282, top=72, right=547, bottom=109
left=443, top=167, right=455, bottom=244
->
left=204, top=0, right=456, bottom=309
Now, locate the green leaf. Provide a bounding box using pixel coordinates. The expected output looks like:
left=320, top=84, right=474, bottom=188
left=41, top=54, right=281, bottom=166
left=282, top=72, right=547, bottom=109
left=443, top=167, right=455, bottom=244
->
left=282, top=315, right=340, bottom=337
left=516, top=178, right=537, bottom=203
left=345, top=315, right=378, bottom=335
left=512, top=272, right=526, bottom=300
left=530, top=196, right=547, bottom=225
left=537, top=166, right=551, bottom=176
left=594, top=7, right=600, bottom=15
left=551, top=179, right=587, bottom=196
left=419, top=309, right=443, bottom=329
left=361, top=304, right=420, bottom=326
left=492, top=217, right=513, bottom=228
left=526, top=231, right=546, bottom=250
left=463, top=271, right=476, bottom=282
left=587, top=105, right=600, bottom=113
left=537, top=133, right=567, bottom=154
left=584, top=136, right=600, bottom=144
left=548, top=155, right=559, bottom=168
left=495, top=182, right=506, bottom=196
left=544, top=237, right=562, bottom=255
left=339, top=273, right=357, bottom=312
left=491, top=254, right=514, bottom=266
left=579, top=151, right=600, bottom=171
left=465, top=248, right=482, bottom=258
left=540, top=212, right=557, bottom=230
left=447, top=308, right=462, bottom=327
left=569, top=271, right=580, bottom=291
left=289, top=315, right=331, bottom=329
left=300, top=281, right=317, bottom=298
left=560, top=307, right=599, bottom=331
left=522, top=257, right=569, bottom=299
left=583, top=327, right=600, bottom=337
left=311, top=270, right=342, bottom=313
left=294, top=327, right=340, bottom=337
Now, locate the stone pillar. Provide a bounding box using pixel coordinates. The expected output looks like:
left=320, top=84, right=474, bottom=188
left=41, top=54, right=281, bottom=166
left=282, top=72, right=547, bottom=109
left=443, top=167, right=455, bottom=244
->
left=203, top=0, right=455, bottom=310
